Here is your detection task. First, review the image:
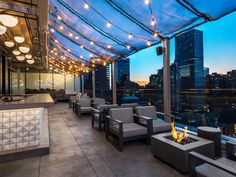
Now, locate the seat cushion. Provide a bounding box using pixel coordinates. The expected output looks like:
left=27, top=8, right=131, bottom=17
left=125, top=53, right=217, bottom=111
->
left=152, top=119, right=171, bottom=133
left=136, top=106, right=156, bottom=119
left=110, top=108, right=133, bottom=123
left=79, top=99, right=91, bottom=107
left=196, top=163, right=235, bottom=177
left=93, top=98, right=106, bottom=106
left=81, top=107, right=92, bottom=113
left=111, top=123, right=147, bottom=137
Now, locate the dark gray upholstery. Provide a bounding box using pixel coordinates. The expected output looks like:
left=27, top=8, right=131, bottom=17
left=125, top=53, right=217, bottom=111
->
left=75, top=98, right=92, bottom=116
left=93, top=98, right=106, bottom=108
left=110, top=108, right=133, bottom=124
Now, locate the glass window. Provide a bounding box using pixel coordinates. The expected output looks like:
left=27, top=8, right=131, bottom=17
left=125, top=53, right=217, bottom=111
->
left=26, top=72, right=40, bottom=90
left=40, top=73, right=52, bottom=89
left=66, top=75, right=74, bottom=93
left=54, top=73, right=65, bottom=90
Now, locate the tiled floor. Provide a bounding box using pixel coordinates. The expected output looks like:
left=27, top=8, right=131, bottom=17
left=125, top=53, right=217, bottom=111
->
left=0, top=103, right=187, bottom=177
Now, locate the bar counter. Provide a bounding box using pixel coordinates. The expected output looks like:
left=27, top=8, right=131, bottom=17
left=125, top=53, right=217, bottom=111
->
left=0, top=94, right=54, bottom=110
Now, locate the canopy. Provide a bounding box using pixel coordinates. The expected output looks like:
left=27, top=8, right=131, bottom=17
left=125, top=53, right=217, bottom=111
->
left=48, top=0, right=236, bottom=74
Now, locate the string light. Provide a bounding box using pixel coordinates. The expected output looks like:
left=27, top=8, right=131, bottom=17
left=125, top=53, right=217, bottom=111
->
left=107, top=45, right=112, bottom=49
left=126, top=45, right=131, bottom=49
left=153, top=32, right=158, bottom=38
left=90, top=41, right=94, bottom=45
left=69, top=32, right=73, bottom=37
left=60, top=26, right=64, bottom=30
left=54, top=39, right=58, bottom=43
left=151, top=17, right=156, bottom=26
left=80, top=45, right=84, bottom=48
left=57, top=15, right=62, bottom=20
left=50, top=28, right=55, bottom=33
left=144, top=0, right=150, bottom=5
left=75, top=36, right=79, bottom=39
left=84, top=3, right=89, bottom=9
left=67, top=49, right=71, bottom=52
left=128, top=33, right=133, bottom=39
left=80, top=55, right=83, bottom=59
left=89, top=54, right=93, bottom=57
left=106, top=21, right=112, bottom=28
left=146, top=40, right=151, bottom=46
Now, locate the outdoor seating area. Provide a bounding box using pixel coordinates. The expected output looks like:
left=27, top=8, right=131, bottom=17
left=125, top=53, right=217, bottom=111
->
left=0, top=0, right=236, bottom=177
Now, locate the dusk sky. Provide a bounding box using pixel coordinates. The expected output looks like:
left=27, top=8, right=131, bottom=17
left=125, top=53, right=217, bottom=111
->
left=130, top=12, right=236, bottom=85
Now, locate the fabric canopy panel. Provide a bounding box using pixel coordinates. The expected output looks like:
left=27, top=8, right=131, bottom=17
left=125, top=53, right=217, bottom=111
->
left=48, top=0, right=236, bottom=63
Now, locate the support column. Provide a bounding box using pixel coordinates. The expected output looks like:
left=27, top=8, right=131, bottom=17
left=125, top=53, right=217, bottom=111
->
left=81, top=74, right=85, bottom=94
left=92, top=70, right=96, bottom=98
left=163, top=39, right=171, bottom=122
left=17, top=69, right=20, bottom=94
left=112, top=62, right=117, bottom=104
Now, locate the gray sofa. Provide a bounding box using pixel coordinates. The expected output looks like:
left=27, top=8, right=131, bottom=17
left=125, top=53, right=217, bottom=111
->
left=105, top=108, right=152, bottom=151
left=135, top=106, right=171, bottom=134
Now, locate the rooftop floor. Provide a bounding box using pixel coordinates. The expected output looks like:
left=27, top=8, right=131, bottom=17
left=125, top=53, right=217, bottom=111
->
left=0, top=103, right=187, bottom=177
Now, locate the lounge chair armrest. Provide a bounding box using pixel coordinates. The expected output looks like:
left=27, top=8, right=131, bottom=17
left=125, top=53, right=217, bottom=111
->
left=226, top=141, right=236, bottom=146
left=189, top=151, right=236, bottom=177
left=106, top=115, right=122, bottom=124
left=105, top=101, right=110, bottom=105
left=91, top=108, right=100, bottom=114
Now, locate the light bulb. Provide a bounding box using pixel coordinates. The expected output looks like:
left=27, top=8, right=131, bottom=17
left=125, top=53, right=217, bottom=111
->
left=146, top=40, right=151, bottom=46
left=69, top=32, right=73, bottom=37
left=144, top=0, right=150, bottom=5
left=26, top=59, right=35, bottom=64
left=126, top=45, right=130, bottom=49
left=14, top=35, right=25, bottom=43
left=57, top=15, right=62, bottom=20
left=128, top=33, right=133, bottom=39
left=60, top=26, right=64, bottom=30
left=106, top=22, right=112, bottom=28
left=16, top=55, right=25, bottom=61
left=75, top=36, right=79, bottom=39
left=25, top=54, right=32, bottom=59
left=153, top=32, right=158, bottom=38
left=80, top=45, right=84, bottom=48
left=4, top=40, right=14, bottom=47
left=13, top=49, right=21, bottom=56
left=107, top=45, right=111, bottom=49
left=0, top=15, right=18, bottom=27
left=151, top=18, right=156, bottom=26
left=90, top=41, right=94, bottom=45
left=19, top=45, right=30, bottom=53
left=50, top=28, right=55, bottom=33
left=84, top=3, right=89, bottom=9
left=0, top=25, right=7, bottom=35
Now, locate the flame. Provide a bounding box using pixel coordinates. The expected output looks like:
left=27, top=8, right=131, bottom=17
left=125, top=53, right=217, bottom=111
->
left=171, top=119, right=188, bottom=143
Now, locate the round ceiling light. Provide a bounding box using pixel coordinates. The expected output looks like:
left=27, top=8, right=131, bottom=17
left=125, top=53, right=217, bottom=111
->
left=26, top=59, right=35, bottom=64
left=12, top=49, right=21, bottom=56
left=25, top=54, right=32, bottom=59
left=0, top=25, right=7, bottom=35
left=16, top=55, right=25, bottom=61
left=19, top=46, right=30, bottom=53
left=4, top=40, right=14, bottom=47
left=0, top=15, right=18, bottom=27
left=14, top=35, right=25, bottom=43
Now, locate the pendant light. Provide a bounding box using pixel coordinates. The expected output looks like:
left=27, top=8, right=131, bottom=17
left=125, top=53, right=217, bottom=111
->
left=0, top=24, right=7, bottom=35
left=16, top=55, right=25, bottom=61
left=0, top=14, right=18, bottom=27
left=26, top=59, right=35, bottom=64
left=25, top=54, right=32, bottom=59
left=4, top=40, right=14, bottom=47
left=14, top=35, right=25, bottom=43
left=19, top=45, right=30, bottom=53
left=13, top=49, right=21, bottom=56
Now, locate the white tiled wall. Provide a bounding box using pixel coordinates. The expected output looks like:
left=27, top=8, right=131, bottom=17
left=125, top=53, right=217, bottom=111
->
left=0, top=108, right=44, bottom=151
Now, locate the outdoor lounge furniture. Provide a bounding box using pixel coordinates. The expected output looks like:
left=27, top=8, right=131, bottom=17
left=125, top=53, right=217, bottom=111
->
left=91, top=104, right=118, bottom=131
left=92, top=98, right=106, bottom=108
left=226, top=141, right=236, bottom=161
left=105, top=108, right=152, bottom=151
left=69, top=94, right=82, bottom=108
left=75, top=98, right=92, bottom=116
left=120, top=103, right=138, bottom=109
left=189, top=151, right=236, bottom=177
left=135, top=106, right=171, bottom=134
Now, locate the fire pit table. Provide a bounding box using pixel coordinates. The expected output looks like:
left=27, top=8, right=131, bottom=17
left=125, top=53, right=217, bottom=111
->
left=151, top=132, right=214, bottom=173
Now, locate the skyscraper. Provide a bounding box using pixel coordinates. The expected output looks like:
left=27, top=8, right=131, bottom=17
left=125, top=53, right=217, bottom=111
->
left=175, top=29, right=204, bottom=90
left=95, top=66, right=110, bottom=97
left=116, top=59, right=130, bottom=88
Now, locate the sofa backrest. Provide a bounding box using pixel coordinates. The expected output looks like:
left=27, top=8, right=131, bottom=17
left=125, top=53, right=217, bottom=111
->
left=120, top=103, right=138, bottom=108
left=78, top=98, right=91, bottom=107
left=110, top=108, right=133, bottom=123
left=94, top=98, right=106, bottom=106
left=136, top=106, right=156, bottom=120
left=99, top=104, right=118, bottom=112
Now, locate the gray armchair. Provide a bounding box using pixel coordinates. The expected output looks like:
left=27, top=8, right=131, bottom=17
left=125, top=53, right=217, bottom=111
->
left=75, top=98, right=92, bottom=116
left=92, top=98, right=106, bottom=109
left=226, top=141, right=236, bottom=161
left=105, top=108, right=152, bottom=151
left=135, top=106, right=171, bottom=134
left=120, top=103, right=138, bottom=109
left=69, top=95, right=81, bottom=108
left=91, top=104, right=118, bottom=131
left=189, top=151, right=236, bottom=177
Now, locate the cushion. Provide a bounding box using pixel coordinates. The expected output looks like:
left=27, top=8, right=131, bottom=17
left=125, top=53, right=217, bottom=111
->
left=120, top=103, right=138, bottom=108
left=93, top=98, right=106, bottom=106
left=79, top=99, right=91, bottom=107
left=94, top=114, right=99, bottom=120
left=99, top=104, right=118, bottom=112
left=111, top=123, right=147, bottom=137
left=196, top=163, right=235, bottom=177
left=136, top=106, right=156, bottom=119
left=81, top=107, right=92, bottom=113
left=152, top=119, right=171, bottom=133
left=110, top=108, right=133, bottom=123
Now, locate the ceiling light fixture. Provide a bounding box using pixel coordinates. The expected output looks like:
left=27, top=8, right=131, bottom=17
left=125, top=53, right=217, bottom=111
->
left=14, top=35, right=25, bottom=43
left=19, top=45, right=30, bottom=53
left=25, top=54, right=32, bottom=59
left=12, top=49, right=21, bottom=56
left=0, top=24, right=7, bottom=35
left=16, top=55, right=25, bottom=61
left=26, top=59, right=35, bottom=64
left=0, top=15, right=18, bottom=27
left=4, top=40, right=14, bottom=47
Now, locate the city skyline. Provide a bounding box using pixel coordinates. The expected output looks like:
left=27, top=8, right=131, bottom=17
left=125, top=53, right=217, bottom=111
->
left=130, top=11, right=236, bottom=86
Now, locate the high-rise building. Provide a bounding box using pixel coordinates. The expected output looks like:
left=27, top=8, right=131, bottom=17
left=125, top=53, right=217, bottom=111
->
left=175, top=29, right=204, bottom=112
left=95, top=66, right=110, bottom=97
left=204, top=67, right=209, bottom=77
left=116, top=59, right=130, bottom=88
left=175, top=29, right=204, bottom=90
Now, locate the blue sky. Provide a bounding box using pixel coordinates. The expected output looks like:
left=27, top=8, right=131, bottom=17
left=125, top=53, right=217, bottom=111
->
left=130, top=12, right=236, bottom=85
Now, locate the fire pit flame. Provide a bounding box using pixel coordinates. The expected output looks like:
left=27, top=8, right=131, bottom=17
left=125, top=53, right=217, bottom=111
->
left=171, top=119, right=188, bottom=143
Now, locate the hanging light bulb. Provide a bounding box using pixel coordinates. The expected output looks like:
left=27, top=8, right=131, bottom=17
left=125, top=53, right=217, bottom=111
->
left=80, top=55, right=83, bottom=59
left=50, top=28, right=55, bottom=33
left=146, top=40, right=151, bottom=46
left=4, top=40, right=14, bottom=47
left=19, top=45, right=30, bottom=53
left=57, top=15, right=62, bottom=20
left=126, top=45, right=131, bottom=49
left=75, top=36, right=79, bottom=39
left=14, top=35, right=25, bottom=43
left=153, top=32, right=158, bottom=38
left=89, top=54, right=93, bottom=57
left=90, top=41, right=94, bottom=45
left=0, top=15, right=18, bottom=27
left=0, top=24, right=7, bottom=35
left=107, top=45, right=112, bottom=49
left=80, top=45, right=84, bottom=48
left=26, top=59, right=35, bottom=64
left=25, top=54, right=32, bottom=59
left=106, top=21, right=112, bottom=28
left=12, top=49, right=21, bottom=56
left=69, top=32, right=73, bottom=37
left=60, top=26, right=64, bottom=30
left=144, top=0, right=150, bottom=5
left=151, top=17, right=156, bottom=26
left=67, top=49, right=71, bottom=52
left=16, top=55, right=25, bottom=61
left=84, top=3, right=89, bottom=9
left=128, top=33, right=133, bottom=39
